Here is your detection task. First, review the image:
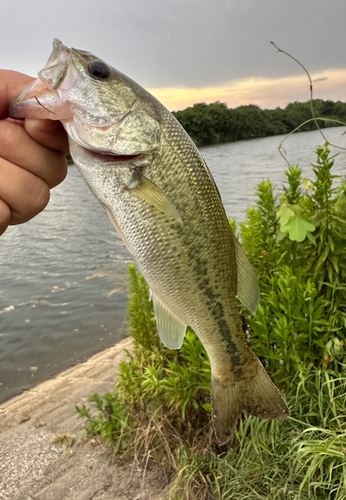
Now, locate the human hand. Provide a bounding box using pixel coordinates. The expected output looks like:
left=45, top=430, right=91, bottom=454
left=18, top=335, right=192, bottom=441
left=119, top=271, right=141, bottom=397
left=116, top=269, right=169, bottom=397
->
left=0, top=70, right=69, bottom=236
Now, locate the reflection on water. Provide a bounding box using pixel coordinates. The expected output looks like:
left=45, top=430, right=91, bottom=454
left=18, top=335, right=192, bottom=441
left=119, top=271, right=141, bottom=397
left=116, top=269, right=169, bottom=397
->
left=0, top=127, right=345, bottom=402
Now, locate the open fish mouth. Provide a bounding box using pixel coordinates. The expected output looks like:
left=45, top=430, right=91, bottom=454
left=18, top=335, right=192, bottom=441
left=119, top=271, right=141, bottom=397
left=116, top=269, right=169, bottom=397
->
left=87, top=151, right=144, bottom=163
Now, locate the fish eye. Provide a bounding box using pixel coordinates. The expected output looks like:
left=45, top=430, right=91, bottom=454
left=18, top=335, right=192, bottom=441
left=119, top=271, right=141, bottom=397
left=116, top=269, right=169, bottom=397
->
left=88, top=60, right=111, bottom=80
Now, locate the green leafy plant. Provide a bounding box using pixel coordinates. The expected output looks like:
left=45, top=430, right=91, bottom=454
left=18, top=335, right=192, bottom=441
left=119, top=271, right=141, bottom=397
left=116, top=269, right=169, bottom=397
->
left=76, top=392, right=130, bottom=451
left=77, top=264, right=213, bottom=468
left=172, top=367, right=346, bottom=500
left=239, top=145, right=346, bottom=383
left=77, top=144, right=346, bottom=499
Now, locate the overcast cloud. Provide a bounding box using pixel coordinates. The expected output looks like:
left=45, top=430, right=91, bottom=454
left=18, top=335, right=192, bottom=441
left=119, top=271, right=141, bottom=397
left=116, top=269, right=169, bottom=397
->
left=1, top=0, right=345, bottom=109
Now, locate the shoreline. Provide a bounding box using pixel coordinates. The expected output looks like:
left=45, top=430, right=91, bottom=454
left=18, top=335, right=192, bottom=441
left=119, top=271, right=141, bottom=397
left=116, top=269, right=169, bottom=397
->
left=0, top=337, right=166, bottom=500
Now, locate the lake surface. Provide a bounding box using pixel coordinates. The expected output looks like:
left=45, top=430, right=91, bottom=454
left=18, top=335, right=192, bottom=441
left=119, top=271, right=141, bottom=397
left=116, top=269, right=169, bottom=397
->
left=1, top=127, right=345, bottom=402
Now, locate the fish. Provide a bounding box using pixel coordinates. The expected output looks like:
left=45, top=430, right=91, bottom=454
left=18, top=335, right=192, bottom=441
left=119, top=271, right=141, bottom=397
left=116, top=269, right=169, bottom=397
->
left=9, top=39, right=289, bottom=444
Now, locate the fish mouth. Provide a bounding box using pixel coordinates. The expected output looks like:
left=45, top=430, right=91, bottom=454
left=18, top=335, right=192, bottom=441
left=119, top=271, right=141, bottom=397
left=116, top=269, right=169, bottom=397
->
left=9, top=39, right=121, bottom=125
left=88, top=151, right=142, bottom=163
left=9, top=83, right=65, bottom=121
left=9, top=39, right=75, bottom=121
left=10, top=38, right=160, bottom=159
left=73, top=143, right=153, bottom=167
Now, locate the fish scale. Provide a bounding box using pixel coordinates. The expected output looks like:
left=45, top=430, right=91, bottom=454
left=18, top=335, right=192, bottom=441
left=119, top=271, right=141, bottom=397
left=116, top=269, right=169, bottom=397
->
left=9, top=38, right=289, bottom=444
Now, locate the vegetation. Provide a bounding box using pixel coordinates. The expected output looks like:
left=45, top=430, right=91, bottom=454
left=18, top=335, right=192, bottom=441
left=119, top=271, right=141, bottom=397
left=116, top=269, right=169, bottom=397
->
left=172, top=99, right=346, bottom=146
left=76, top=144, right=346, bottom=499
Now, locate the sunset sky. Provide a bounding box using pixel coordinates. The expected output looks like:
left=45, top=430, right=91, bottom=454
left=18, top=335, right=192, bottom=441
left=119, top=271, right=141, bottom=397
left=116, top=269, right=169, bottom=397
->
left=150, top=69, right=346, bottom=111
left=1, top=0, right=345, bottom=111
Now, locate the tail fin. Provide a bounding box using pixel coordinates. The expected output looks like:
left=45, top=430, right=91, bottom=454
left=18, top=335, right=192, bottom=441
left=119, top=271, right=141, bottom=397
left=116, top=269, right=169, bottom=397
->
left=211, top=358, right=289, bottom=445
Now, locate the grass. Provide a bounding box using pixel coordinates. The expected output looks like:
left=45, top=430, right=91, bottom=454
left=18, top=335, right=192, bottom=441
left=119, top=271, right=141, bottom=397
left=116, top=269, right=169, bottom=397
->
left=76, top=145, right=346, bottom=499
left=171, top=368, right=346, bottom=499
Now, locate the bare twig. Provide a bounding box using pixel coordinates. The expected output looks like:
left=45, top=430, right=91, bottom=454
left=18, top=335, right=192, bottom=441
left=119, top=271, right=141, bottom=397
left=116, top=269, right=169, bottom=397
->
left=271, top=41, right=346, bottom=165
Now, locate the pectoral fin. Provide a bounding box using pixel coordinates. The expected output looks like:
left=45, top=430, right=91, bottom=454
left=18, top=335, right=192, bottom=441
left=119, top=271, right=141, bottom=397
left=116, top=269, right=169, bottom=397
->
left=233, top=235, right=260, bottom=315
left=131, top=176, right=183, bottom=223
left=152, top=294, right=187, bottom=349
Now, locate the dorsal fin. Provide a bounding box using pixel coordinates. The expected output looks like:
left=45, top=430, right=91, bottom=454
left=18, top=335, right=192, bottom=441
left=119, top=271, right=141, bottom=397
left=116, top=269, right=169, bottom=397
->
left=233, top=235, right=260, bottom=315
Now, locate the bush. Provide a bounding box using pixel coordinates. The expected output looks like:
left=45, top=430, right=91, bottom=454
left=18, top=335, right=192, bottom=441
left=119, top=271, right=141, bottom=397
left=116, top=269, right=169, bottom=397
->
left=77, top=265, right=213, bottom=468
left=239, top=145, right=346, bottom=387
left=77, top=144, right=346, bottom=499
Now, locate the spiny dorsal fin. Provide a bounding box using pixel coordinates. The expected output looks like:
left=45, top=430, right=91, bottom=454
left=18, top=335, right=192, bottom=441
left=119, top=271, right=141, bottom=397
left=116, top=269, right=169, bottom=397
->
left=152, top=294, right=187, bottom=349
left=233, top=235, right=260, bottom=315
left=131, top=175, right=183, bottom=223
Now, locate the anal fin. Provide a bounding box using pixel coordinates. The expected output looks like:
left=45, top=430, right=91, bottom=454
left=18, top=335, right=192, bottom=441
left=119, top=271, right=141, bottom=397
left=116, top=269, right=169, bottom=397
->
left=152, top=294, right=187, bottom=349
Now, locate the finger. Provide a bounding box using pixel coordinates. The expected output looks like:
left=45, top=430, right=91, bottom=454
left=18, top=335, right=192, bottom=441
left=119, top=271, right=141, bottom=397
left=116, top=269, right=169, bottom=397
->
left=25, top=119, right=70, bottom=156
left=0, top=120, right=67, bottom=189
left=0, top=70, right=34, bottom=119
left=0, top=198, right=11, bottom=236
left=0, top=70, right=69, bottom=156
left=0, top=157, right=50, bottom=225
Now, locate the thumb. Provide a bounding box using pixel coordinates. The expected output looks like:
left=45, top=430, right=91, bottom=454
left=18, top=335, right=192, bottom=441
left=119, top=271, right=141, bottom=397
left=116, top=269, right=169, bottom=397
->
left=0, top=70, right=34, bottom=119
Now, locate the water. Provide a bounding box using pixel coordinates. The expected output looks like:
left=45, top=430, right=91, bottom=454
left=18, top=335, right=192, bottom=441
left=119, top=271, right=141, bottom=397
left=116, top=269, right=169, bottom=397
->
left=1, top=127, right=345, bottom=402
left=201, top=127, right=346, bottom=221
left=0, top=170, right=131, bottom=402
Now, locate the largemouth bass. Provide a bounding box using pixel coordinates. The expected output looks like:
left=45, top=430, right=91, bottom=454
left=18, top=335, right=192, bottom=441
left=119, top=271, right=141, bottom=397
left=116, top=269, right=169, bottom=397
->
left=10, top=39, right=289, bottom=444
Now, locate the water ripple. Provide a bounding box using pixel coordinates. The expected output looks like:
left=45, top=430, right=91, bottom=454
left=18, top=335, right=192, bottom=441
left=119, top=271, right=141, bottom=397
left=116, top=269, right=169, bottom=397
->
left=1, top=128, right=345, bottom=402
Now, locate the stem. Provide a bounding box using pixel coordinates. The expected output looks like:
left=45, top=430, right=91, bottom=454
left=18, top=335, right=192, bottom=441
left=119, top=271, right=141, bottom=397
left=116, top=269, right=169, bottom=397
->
left=271, top=41, right=346, bottom=165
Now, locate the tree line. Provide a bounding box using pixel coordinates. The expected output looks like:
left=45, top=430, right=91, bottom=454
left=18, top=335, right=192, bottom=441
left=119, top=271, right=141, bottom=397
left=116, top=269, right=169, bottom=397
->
left=172, top=99, right=346, bottom=147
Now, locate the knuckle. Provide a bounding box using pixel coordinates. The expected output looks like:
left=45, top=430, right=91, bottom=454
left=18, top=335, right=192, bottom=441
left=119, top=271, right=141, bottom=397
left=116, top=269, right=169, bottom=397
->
left=25, top=176, right=50, bottom=218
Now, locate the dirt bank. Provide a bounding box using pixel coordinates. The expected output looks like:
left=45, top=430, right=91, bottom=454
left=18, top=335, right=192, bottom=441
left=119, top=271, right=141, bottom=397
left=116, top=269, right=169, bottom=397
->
left=0, top=338, right=167, bottom=500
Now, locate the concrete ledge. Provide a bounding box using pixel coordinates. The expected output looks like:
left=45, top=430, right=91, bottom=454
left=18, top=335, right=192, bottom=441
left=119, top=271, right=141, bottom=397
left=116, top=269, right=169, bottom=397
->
left=0, top=338, right=166, bottom=500
left=0, top=338, right=132, bottom=436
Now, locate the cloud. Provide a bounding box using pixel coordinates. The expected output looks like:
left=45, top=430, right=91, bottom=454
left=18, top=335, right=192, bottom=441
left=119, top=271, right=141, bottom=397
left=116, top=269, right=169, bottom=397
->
left=1, top=0, right=346, bottom=90
left=314, top=77, right=328, bottom=83
left=150, top=69, right=346, bottom=111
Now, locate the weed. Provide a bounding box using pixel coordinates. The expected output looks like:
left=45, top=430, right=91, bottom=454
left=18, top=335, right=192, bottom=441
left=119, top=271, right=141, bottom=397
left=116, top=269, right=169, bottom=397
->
left=77, top=145, right=346, bottom=499
left=53, top=433, right=76, bottom=448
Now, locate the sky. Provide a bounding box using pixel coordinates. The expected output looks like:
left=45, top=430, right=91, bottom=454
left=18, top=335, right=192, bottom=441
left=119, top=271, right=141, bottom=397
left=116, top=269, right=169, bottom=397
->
left=1, top=0, right=345, bottom=111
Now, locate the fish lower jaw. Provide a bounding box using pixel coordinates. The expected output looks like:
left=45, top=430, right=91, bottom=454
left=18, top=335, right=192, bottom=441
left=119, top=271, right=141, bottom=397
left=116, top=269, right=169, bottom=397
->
left=72, top=141, right=154, bottom=167
left=88, top=151, right=143, bottom=163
